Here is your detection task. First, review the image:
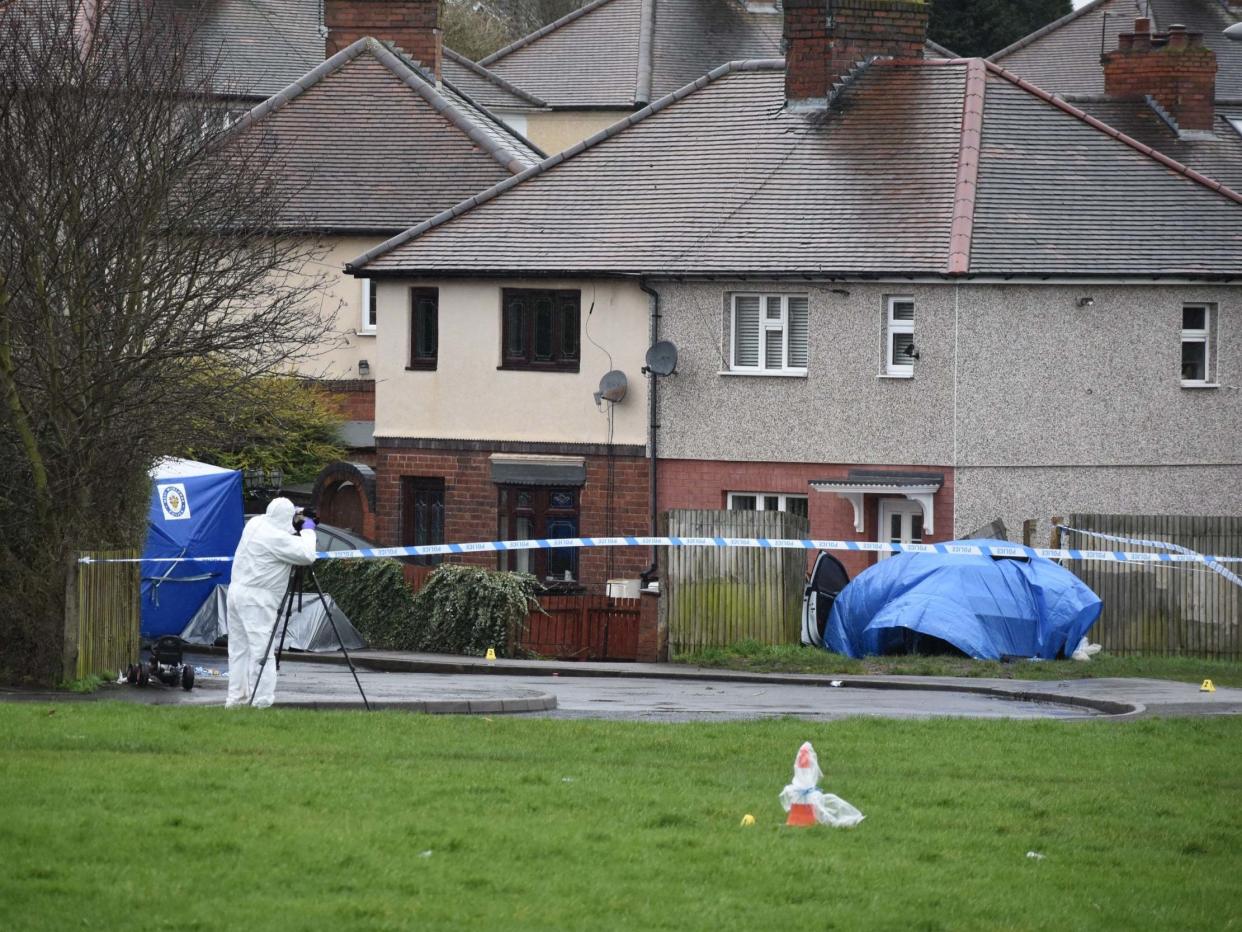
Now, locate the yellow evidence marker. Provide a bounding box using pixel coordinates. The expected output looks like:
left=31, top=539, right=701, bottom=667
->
left=740, top=814, right=756, bottom=827
left=1201, top=679, right=1216, bottom=692
left=485, top=647, right=497, bottom=663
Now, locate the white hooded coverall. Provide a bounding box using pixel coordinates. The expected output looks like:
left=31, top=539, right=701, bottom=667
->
left=225, top=497, right=317, bottom=708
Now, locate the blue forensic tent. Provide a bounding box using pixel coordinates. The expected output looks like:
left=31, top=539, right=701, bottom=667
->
left=823, top=541, right=1102, bottom=660
left=141, top=458, right=244, bottom=637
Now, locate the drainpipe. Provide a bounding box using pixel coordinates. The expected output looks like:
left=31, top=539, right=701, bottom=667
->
left=639, top=278, right=660, bottom=584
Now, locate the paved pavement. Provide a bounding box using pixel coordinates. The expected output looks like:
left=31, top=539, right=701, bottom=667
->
left=8, top=649, right=1239, bottom=721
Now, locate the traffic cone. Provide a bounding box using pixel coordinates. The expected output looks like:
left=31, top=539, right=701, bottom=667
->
left=785, top=802, right=817, bottom=827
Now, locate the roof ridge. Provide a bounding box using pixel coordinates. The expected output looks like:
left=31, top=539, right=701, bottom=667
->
left=948, top=58, right=986, bottom=274
left=982, top=59, right=1242, bottom=206
left=228, top=37, right=372, bottom=137
left=634, top=0, right=656, bottom=105
left=988, top=0, right=1120, bottom=62
left=348, top=58, right=785, bottom=273
left=479, top=0, right=620, bottom=67
left=442, top=46, right=548, bottom=108
left=364, top=42, right=540, bottom=175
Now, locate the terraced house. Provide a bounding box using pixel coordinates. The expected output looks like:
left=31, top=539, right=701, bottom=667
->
left=347, top=0, right=1241, bottom=588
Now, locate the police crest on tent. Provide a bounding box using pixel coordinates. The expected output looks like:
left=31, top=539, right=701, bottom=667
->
left=158, top=483, right=192, bottom=521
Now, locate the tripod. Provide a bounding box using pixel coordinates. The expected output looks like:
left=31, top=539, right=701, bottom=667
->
left=249, top=564, right=371, bottom=710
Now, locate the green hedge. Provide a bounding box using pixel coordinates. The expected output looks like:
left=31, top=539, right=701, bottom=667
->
left=313, top=558, right=418, bottom=650
left=315, top=560, right=539, bottom=656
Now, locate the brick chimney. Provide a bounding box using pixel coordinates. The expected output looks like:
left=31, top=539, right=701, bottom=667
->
left=1103, top=18, right=1216, bottom=134
left=323, top=0, right=442, bottom=79
left=784, top=0, right=928, bottom=108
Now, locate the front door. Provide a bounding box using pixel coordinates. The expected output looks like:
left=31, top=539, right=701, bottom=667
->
left=877, top=499, right=924, bottom=559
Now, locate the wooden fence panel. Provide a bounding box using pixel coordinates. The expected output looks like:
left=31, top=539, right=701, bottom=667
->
left=1064, top=514, right=1242, bottom=659
left=664, top=509, right=809, bottom=653
left=70, top=550, right=141, bottom=679
left=518, top=594, right=641, bottom=661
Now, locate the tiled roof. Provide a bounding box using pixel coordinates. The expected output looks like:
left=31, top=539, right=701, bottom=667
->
left=183, top=0, right=325, bottom=99
left=224, top=38, right=542, bottom=233
left=351, top=57, right=1242, bottom=279
left=1073, top=97, right=1242, bottom=191
left=442, top=47, right=548, bottom=112
left=475, top=0, right=964, bottom=109
left=991, top=0, right=1242, bottom=101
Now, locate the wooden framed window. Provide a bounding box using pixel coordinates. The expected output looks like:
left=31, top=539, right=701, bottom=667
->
left=729, top=293, right=808, bottom=374
left=401, top=477, right=445, bottom=565
left=498, top=486, right=579, bottom=582
left=500, top=289, right=580, bottom=371
left=408, top=288, right=438, bottom=370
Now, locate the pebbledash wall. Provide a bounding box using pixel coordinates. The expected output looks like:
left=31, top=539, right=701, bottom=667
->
left=652, top=279, right=1242, bottom=548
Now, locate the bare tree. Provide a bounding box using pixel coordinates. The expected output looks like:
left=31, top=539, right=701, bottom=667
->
left=0, top=0, right=334, bottom=685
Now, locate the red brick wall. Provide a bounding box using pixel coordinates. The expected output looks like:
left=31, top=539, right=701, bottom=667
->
left=784, top=0, right=928, bottom=102
left=658, top=458, right=954, bottom=578
left=324, top=0, right=442, bottom=78
left=1103, top=23, right=1216, bottom=131
left=374, top=445, right=650, bottom=591
left=315, top=380, right=376, bottom=422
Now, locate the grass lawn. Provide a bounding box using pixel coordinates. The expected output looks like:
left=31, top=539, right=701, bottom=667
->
left=675, top=640, right=1242, bottom=687
left=2, top=705, right=1240, bottom=930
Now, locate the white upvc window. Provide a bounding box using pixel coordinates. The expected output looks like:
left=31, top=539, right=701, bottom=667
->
left=729, top=293, right=809, bottom=374
left=727, top=492, right=809, bottom=519
left=1181, top=304, right=1216, bottom=386
left=360, top=278, right=377, bottom=333
left=885, top=296, right=916, bottom=377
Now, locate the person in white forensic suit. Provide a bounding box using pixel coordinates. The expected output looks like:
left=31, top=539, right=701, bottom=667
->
left=225, top=497, right=317, bottom=708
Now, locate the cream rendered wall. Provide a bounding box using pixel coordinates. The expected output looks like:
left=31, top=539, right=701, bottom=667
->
left=522, top=110, right=629, bottom=153
left=292, top=235, right=388, bottom=381
left=373, top=278, right=650, bottom=446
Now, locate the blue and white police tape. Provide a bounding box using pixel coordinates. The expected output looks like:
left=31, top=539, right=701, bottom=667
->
left=78, top=536, right=1242, bottom=565
left=1057, top=524, right=1242, bottom=588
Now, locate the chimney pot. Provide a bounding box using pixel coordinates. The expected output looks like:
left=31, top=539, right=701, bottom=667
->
left=1133, top=17, right=1151, bottom=34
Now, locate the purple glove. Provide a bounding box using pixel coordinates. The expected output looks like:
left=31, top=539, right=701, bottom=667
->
left=302, top=518, right=317, bottom=533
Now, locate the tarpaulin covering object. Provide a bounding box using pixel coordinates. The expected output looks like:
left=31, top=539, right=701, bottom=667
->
left=824, top=540, right=1102, bottom=660
left=181, top=584, right=366, bottom=652
left=141, top=459, right=244, bottom=638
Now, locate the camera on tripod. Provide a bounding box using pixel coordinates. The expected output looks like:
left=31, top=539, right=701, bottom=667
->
left=292, top=507, right=318, bottom=533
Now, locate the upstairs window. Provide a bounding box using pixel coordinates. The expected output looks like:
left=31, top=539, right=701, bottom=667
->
left=1181, top=304, right=1215, bottom=386
left=409, top=288, right=438, bottom=370
left=729, top=294, right=809, bottom=374
left=360, top=278, right=377, bottom=333
left=885, top=296, right=916, bottom=377
left=501, top=289, right=580, bottom=371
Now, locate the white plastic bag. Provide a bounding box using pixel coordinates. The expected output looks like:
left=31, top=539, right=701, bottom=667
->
left=778, top=742, right=864, bottom=828
left=1071, top=636, right=1102, bottom=662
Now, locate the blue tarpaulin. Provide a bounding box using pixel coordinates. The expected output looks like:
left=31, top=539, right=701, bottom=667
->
left=823, top=540, right=1102, bottom=660
left=141, top=459, right=244, bottom=638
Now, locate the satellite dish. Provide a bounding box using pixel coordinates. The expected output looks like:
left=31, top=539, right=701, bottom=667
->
left=643, top=340, right=678, bottom=376
left=1226, top=21, right=1242, bottom=40
left=596, top=370, right=628, bottom=404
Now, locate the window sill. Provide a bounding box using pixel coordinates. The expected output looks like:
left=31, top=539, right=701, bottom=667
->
left=405, top=364, right=438, bottom=372
left=878, top=372, right=914, bottom=380
left=1180, top=381, right=1219, bottom=389
left=497, top=364, right=581, bottom=373
left=355, top=329, right=377, bottom=337
left=717, top=369, right=808, bottom=378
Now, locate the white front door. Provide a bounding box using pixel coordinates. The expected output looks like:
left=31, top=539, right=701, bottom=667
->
left=878, top=499, right=924, bottom=559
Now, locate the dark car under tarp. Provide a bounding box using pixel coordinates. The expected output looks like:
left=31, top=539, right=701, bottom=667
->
left=180, top=584, right=367, bottom=652
left=820, top=541, right=1102, bottom=660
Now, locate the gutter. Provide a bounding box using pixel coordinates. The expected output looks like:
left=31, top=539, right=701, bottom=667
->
left=639, top=278, right=660, bottom=584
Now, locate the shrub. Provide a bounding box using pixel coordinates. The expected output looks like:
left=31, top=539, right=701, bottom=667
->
left=313, top=558, right=419, bottom=650
left=412, top=564, right=540, bottom=657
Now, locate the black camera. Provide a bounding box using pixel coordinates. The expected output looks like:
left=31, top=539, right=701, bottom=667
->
left=292, top=507, right=319, bottom=532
